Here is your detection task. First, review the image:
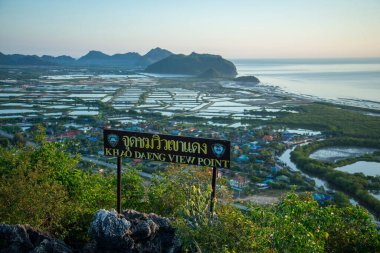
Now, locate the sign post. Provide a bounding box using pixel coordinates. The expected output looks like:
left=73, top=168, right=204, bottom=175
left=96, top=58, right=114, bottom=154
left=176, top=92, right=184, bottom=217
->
left=210, top=166, right=218, bottom=214
left=103, top=129, right=230, bottom=213
left=117, top=156, right=122, bottom=214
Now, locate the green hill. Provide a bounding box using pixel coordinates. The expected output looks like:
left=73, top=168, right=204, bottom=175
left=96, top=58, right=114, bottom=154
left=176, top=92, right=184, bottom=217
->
left=145, top=52, right=237, bottom=77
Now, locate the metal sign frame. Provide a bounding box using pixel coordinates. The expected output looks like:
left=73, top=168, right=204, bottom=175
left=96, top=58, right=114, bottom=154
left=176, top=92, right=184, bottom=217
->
left=103, top=129, right=231, bottom=214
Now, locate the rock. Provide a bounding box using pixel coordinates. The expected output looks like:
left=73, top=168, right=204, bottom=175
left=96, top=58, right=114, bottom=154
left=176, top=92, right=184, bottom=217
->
left=0, top=224, right=72, bottom=253
left=88, top=209, right=133, bottom=251
left=87, top=209, right=181, bottom=253
left=30, top=239, right=72, bottom=253
left=234, top=75, right=260, bottom=84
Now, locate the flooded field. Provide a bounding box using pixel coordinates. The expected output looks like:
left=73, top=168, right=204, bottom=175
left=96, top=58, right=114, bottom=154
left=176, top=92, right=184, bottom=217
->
left=0, top=70, right=313, bottom=131
left=310, top=147, right=377, bottom=163
left=336, top=161, right=380, bottom=177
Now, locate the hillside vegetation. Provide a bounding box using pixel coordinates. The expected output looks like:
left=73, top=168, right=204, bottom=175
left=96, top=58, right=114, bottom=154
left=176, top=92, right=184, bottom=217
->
left=272, top=103, right=380, bottom=138
left=0, top=128, right=379, bottom=252
left=145, top=52, right=237, bottom=77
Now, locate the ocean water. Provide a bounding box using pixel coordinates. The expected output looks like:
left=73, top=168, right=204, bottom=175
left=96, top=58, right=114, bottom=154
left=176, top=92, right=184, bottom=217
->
left=232, top=58, right=380, bottom=104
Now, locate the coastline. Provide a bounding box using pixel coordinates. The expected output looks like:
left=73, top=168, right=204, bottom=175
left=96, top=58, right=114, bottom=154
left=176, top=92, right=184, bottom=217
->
left=222, top=80, right=380, bottom=111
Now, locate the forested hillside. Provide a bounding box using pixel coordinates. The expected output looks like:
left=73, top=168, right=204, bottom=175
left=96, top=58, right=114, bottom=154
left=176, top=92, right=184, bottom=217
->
left=0, top=128, right=379, bottom=252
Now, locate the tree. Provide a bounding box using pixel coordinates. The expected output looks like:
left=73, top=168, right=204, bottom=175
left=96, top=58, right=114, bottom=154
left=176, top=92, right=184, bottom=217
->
left=121, top=166, right=145, bottom=210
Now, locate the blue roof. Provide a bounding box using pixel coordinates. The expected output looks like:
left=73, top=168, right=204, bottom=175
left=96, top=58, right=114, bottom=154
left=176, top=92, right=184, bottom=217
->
left=127, top=126, right=143, bottom=132
left=236, top=155, right=249, bottom=162
left=88, top=137, right=98, bottom=142
left=313, top=193, right=332, bottom=206
left=250, top=144, right=261, bottom=150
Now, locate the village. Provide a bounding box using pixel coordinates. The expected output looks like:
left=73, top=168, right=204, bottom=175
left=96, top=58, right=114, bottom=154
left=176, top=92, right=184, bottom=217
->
left=0, top=69, right=328, bottom=205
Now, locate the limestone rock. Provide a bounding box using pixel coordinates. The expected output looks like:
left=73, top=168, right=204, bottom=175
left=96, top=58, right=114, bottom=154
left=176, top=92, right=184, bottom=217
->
left=87, top=209, right=181, bottom=253
left=0, top=224, right=72, bottom=253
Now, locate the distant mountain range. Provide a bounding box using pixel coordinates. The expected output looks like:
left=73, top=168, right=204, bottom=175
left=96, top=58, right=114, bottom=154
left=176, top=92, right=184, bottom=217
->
left=0, top=48, right=237, bottom=78
left=0, top=47, right=173, bottom=69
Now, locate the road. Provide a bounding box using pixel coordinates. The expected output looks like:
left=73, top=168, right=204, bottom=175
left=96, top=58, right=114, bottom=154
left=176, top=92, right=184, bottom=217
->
left=81, top=156, right=153, bottom=179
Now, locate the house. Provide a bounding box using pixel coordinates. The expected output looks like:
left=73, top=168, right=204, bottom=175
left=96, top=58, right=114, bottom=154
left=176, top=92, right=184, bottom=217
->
left=262, top=179, right=274, bottom=184
left=236, top=154, right=249, bottom=163
left=262, top=135, right=273, bottom=141
left=256, top=183, right=269, bottom=189
left=271, top=166, right=281, bottom=173
left=87, top=136, right=98, bottom=142
left=229, top=174, right=249, bottom=190
left=283, top=133, right=295, bottom=140
left=249, top=144, right=261, bottom=151
left=313, top=193, right=332, bottom=206
left=57, top=130, right=80, bottom=139
left=171, top=130, right=181, bottom=136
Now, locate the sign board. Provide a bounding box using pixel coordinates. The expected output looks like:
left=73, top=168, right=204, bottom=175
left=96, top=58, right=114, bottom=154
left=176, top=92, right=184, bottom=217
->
left=103, top=129, right=230, bottom=168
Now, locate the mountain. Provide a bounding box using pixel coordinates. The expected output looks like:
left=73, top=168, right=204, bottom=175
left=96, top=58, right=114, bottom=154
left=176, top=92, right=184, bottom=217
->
left=0, top=53, right=47, bottom=65
left=76, top=51, right=144, bottom=67
left=142, top=47, right=173, bottom=65
left=76, top=50, right=112, bottom=65
left=0, top=54, right=55, bottom=66
left=0, top=53, right=14, bottom=65
left=107, top=52, right=149, bottom=68
left=145, top=52, right=237, bottom=77
left=76, top=48, right=173, bottom=68
left=197, top=68, right=223, bottom=78
left=41, top=55, right=76, bottom=65
left=0, top=49, right=239, bottom=74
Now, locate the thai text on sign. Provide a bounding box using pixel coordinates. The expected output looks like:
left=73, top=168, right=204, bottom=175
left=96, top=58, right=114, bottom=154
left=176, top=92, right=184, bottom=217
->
left=103, top=129, right=230, bottom=168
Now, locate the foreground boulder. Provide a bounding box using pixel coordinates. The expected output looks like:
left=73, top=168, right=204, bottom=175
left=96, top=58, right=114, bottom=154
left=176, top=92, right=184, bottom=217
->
left=86, top=209, right=180, bottom=253
left=0, top=224, right=72, bottom=253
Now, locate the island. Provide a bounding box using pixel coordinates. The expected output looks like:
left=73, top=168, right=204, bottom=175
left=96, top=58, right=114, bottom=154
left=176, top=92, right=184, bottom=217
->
left=234, top=75, right=260, bottom=84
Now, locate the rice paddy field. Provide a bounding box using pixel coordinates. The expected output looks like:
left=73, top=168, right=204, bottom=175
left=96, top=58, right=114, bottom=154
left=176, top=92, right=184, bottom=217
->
left=0, top=69, right=311, bottom=129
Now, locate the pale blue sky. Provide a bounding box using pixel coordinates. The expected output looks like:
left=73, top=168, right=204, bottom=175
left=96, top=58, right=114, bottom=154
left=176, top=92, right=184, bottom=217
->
left=1, top=0, right=380, bottom=58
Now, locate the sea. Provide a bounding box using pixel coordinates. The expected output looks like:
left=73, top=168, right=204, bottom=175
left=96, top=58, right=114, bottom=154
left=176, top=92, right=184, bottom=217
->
left=231, top=58, right=380, bottom=109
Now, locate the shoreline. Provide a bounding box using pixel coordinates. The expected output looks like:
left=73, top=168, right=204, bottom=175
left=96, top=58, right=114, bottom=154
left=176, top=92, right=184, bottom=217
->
left=222, top=80, right=380, bottom=111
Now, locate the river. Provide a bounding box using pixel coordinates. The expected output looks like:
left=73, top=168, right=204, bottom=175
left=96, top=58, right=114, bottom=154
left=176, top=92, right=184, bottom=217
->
left=277, top=147, right=363, bottom=206
left=278, top=147, right=331, bottom=190
left=278, top=146, right=380, bottom=209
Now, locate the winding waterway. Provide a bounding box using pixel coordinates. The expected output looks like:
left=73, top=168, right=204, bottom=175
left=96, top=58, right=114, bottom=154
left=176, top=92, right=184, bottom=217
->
left=279, top=146, right=380, bottom=208
left=278, top=147, right=331, bottom=190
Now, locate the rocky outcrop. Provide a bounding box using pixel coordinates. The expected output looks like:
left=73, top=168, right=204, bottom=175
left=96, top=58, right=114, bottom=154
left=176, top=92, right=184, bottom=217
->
left=234, top=75, right=260, bottom=84
left=0, top=224, right=72, bottom=253
left=0, top=210, right=180, bottom=253
left=85, top=209, right=180, bottom=253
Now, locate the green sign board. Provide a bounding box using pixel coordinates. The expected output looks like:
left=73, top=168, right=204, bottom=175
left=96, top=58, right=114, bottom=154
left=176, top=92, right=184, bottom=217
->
left=103, top=129, right=230, bottom=168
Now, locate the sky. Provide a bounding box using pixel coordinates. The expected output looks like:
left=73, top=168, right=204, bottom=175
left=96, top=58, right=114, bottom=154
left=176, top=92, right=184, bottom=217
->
left=1, top=0, right=380, bottom=59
